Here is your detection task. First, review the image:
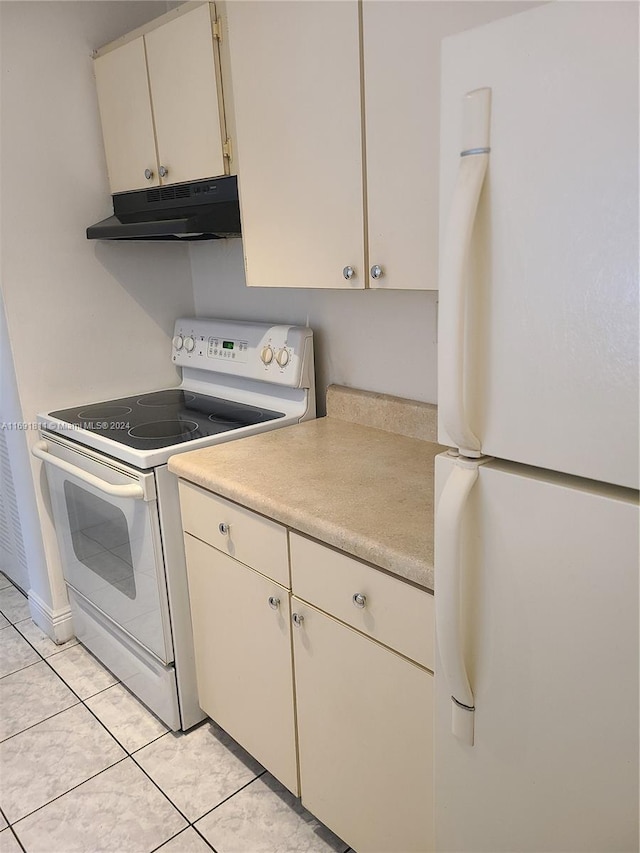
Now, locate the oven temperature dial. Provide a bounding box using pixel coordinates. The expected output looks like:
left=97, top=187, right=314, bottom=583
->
left=183, top=336, right=195, bottom=353
left=261, top=345, right=274, bottom=365
left=276, top=348, right=290, bottom=367
left=172, top=335, right=184, bottom=351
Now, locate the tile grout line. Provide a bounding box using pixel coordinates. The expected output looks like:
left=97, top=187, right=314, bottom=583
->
left=9, top=756, right=131, bottom=831
left=1, top=584, right=341, bottom=853
left=0, top=697, right=82, bottom=746
left=191, top=768, right=269, bottom=827
left=3, top=645, right=269, bottom=850
left=149, top=825, right=219, bottom=853
left=190, top=823, right=220, bottom=853
left=128, top=747, right=198, bottom=827
left=6, top=824, right=27, bottom=853
left=8, top=701, right=187, bottom=839
left=2, top=581, right=192, bottom=850
left=3, top=824, right=27, bottom=853
left=0, top=658, right=46, bottom=682
left=1, top=604, right=193, bottom=836
left=12, top=619, right=79, bottom=660
left=10, top=642, right=191, bottom=825
left=1, top=615, right=136, bottom=834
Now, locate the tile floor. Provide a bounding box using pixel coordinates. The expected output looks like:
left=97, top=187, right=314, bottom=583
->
left=0, top=574, right=351, bottom=853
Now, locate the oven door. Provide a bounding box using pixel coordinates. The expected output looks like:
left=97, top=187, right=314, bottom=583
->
left=34, top=432, right=174, bottom=664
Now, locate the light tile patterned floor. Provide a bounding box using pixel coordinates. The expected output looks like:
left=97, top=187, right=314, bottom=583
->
left=0, top=575, right=352, bottom=853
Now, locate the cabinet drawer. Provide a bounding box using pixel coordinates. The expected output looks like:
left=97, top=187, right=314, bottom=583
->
left=290, top=533, right=434, bottom=669
left=179, top=481, right=289, bottom=587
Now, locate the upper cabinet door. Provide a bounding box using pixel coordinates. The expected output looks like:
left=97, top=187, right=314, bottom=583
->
left=363, top=2, right=435, bottom=291
left=363, top=1, right=535, bottom=290
left=226, top=1, right=364, bottom=289
left=145, top=3, right=226, bottom=187
left=94, top=38, right=159, bottom=193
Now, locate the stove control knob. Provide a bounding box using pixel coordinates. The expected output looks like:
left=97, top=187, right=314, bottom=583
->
left=172, top=335, right=184, bottom=351
left=184, top=336, right=195, bottom=353
left=261, top=346, right=274, bottom=365
left=276, top=348, right=289, bottom=368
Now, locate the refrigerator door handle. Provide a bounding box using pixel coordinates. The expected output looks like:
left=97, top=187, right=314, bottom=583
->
left=436, top=457, right=480, bottom=746
left=439, top=87, right=491, bottom=458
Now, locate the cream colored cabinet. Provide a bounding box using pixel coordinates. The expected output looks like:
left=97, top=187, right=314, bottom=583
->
left=178, top=481, right=434, bottom=849
left=290, top=533, right=434, bottom=852
left=183, top=533, right=298, bottom=794
left=226, top=1, right=523, bottom=290
left=178, top=481, right=289, bottom=587
left=361, top=1, right=527, bottom=290
left=94, top=2, right=228, bottom=194
left=292, top=600, right=434, bottom=853
left=225, top=1, right=364, bottom=289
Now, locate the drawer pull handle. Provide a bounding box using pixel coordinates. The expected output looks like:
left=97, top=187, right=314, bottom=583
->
left=352, top=592, right=367, bottom=609
left=218, top=522, right=230, bottom=535
left=292, top=612, right=304, bottom=627
left=268, top=596, right=280, bottom=610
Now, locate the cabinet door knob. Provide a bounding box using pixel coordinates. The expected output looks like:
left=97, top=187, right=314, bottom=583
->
left=292, top=612, right=304, bottom=627
left=144, top=168, right=154, bottom=180
left=159, top=165, right=168, bottom=178
left=370, top=264, right=384, bottom=280
left=268, top=596, right=280, bottom=610
left=218, top=522, right=230, bottom=535
left=352, top=592, right=367, bottom=609
left=342, top=266, right=355, bottom=280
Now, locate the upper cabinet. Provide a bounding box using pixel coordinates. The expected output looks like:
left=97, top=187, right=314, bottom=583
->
left=225, top=1, right=363, bottom=289
left=94, top=2, right=230, bottom=194
left=226, top=1, right=529, bottom=289
left=361, top=2, right=452, bottom=292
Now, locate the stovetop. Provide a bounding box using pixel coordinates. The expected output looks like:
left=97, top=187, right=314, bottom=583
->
left=49, top=388, right=285, bottom=451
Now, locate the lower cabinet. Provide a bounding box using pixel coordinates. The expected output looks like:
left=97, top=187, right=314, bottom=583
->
left=180, top=484, right=434, bottom=851
left=183, top=532, right=298, bottom=794
left=291, top=598, right=434, bottom=853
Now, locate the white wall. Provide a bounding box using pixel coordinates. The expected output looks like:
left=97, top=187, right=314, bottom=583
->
left=190, top=240, right=438, bottom=414
left=0, top=1, right=194, bottom=636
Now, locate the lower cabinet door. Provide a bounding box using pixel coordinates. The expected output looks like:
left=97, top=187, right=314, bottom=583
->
left=184, top=533, right=298, bottom=794
left=292, top=598, right=434, bottom=853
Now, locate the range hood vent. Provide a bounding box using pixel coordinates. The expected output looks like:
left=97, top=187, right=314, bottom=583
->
left=87, top=175, right=242, bottom=241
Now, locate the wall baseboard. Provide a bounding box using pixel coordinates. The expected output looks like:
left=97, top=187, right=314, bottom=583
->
left=28, top=589, right=74, bottom=644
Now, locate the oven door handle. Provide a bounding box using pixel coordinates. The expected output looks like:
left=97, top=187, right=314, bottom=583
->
left=32, top=440, right=145, bottom=500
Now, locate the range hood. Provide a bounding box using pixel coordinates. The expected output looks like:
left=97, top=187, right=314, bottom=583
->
left=87, top=175, right=241, bottom=241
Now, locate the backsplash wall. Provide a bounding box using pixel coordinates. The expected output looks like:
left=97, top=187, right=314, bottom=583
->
left=190, top=240, right=438, bottom=414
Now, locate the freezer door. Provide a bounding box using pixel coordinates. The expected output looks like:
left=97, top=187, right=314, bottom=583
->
left=434, top=453, right=639, bottom=853
left=438, top=2, right=639, bottom=489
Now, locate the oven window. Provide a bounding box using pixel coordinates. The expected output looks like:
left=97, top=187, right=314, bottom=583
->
left=64, top=481, right=136, bottom=599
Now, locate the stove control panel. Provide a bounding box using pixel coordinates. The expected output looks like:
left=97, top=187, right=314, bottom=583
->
left=207, top=336, right=249, bottom=364
left=172, top=318, right=314, bottom=389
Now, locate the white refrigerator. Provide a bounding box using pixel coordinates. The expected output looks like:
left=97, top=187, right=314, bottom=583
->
left=434, top=3, right=639, bottom=852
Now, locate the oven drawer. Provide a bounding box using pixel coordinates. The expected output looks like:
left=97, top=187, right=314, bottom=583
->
left=290, top=533, right=434, bottom=669
left=178, top=481, right=289, bottom=587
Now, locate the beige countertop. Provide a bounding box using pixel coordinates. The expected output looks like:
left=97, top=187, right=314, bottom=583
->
left=169, top=388, right=445, bottom=591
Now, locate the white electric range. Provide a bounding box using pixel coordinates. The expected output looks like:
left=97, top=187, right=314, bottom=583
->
left=34, top=318, right=315, bottom=730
